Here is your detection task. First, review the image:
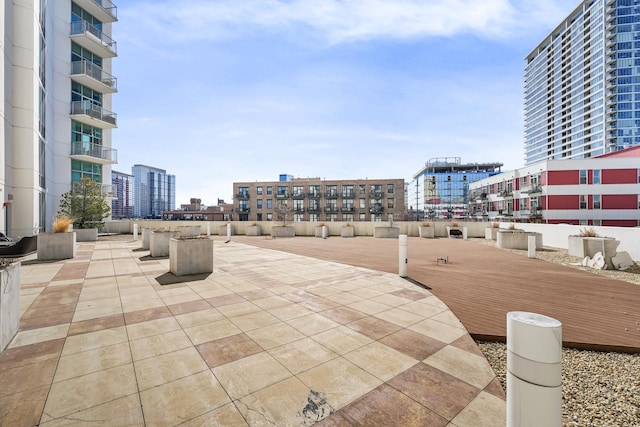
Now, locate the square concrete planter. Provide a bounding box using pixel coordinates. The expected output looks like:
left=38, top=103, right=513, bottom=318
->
left=75, top=228, right=98, bottom=242
left=37, top=232, right=76, bottom=260
left=485, top=227, right=499, bottom=240
left=341, top=226, right=355, bottom=238
left=374, top=227, right=399, bottom=238
left=169, top=237, right=213, bottom=276
left=141, top=228, right=153, bottom=250
left=271, top=226, right=295, bottom=238
left=219, top=224, right=234, bottom=237
left=497, top=230, right=542, bottom=250
left=446, top=226, right=464, bottom=238
left=419, top=226, right=434, bottom=238
left=0, top=262, right=20, bottom=353
left=150, top=230, right=181, bottom=257
left=246, top=225, right=262, bottom=236
left=178, top=225, right=201, bottom=237
left=568, top=236, right=620, bottom=269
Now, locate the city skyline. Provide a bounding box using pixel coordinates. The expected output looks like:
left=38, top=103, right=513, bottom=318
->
left=113, top=0, right=580, bottom=206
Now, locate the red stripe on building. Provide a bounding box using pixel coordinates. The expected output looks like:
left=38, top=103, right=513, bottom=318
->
left=602, top=169, right=637, bottom=184
left=602, top=194, right=637, bottom=209
left=547, top=195, right=579, bottom=210
left=548, top=170, right=579, bottom=185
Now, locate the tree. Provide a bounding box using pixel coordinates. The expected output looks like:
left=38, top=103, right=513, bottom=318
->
left=58, top=178, right=111, bottom=229
left=274, top=200, right=295, bottom=226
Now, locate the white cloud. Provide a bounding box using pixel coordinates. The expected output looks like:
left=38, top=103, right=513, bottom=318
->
left=121, top=0, right=579, bottom=46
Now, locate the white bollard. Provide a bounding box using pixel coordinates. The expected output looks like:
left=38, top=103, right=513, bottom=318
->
left=507, top=311, right=562, bottom=427
left=226, top=223, right=231, bottom=241
left=528, top=235, right=536, bottom=258
left=207, top=222, right=211, bottom=236
left=322, top=225, right=328, bottom=239
left=399, top=234, right=408, bottom=278
left=133, top=224, right=139, bottom=241
left=462, top=227, right=468, bottom=240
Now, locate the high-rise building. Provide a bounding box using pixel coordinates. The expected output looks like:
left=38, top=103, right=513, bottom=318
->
left=1, top=0, right=118, bottom=235
left=111, top=170, right=134, bottom=219
left=411, top=158, right=502, bottom=220
left=132, top=165, right=175, bottom=218
left=524, top=0, right=639, bottom=165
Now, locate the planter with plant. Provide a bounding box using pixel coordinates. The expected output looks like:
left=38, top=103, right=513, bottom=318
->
left=0, top=258, right=20, bottom=353
left=446, top=221, right=463, bottom=238
left=37, top=215, right=76, bottom=260
left=374, top=218, right=400, bottom=238
left=246, top=222, right=262, bottom=236
left=485, top=222, right=500, bottom=240
left=341, top=222, right=355, bottom=238
left=57, top=177, right=111, bottom=242
left=568, top=228, right=619, bottom=267
left=419, top=222, right=434, bottom=239
left=270, top=203, right=295, bottom=238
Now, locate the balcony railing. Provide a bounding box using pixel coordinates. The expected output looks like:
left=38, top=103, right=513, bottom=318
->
left=101, top=184, right=116, bottom=197
left=341, top=191, right=355, bottom=198
left=307, top=207, right=321, bottom=213
left=276, top=193, right=290, bottom=198
left=70, top=20, right=117, bottom=57
left=235, top=192, right=249, bottom=199
left=324, top=206, right=338, bottom=212
left=74, top=0, right=118, bottom=22
left=340, top=207, right=354, bottom=212
left=70, top=141, right=117, bottom=164
left=370, top=191, right=384, bottom=198
left=70, top=101, right=117, bottom=128
left=292, top=192, right=305, bottom=199
left=307, top=192, right=321, bottom=198
left=325, top=192, right=339, bottom=198
left=71, top=60, right=117, bottom=93
left=237, top=206, right=250, bottom=213
left=369, top=205, right=384, bottom=213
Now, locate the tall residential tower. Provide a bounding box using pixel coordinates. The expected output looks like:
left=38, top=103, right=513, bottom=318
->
left=2, top=1, right=118, bottom=235
left=525, top=0, right=639, bottom=164
left=132, top=165, right=175, bottom=219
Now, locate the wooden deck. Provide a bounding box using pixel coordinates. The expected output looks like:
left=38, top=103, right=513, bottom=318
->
left=229, top=236, right=640, bottom=353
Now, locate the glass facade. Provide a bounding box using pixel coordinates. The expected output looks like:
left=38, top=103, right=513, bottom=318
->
left=525, top=0, right=640, bottom=165
left=132, top=165, right=175, bottom=218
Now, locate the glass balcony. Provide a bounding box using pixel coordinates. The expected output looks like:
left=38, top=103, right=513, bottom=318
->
left=101, top=184, right=116, bottom=197
left=71, top=60, right=117, bottom=94
left=74, top=0, right=117, bottom=23
left=70, top=101, right=117, bottom=128
left=70, top=141, right=117, bottom=165
left=70, top=20, right=117, bottom=58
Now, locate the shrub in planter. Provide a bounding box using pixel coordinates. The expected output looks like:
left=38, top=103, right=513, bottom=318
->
left=57, top=178, right=110, bottom=241
left=419, top=222, right=434, bottom=238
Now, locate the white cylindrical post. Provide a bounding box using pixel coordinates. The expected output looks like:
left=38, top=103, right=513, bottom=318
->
left=507, top=312, right=562, bottom=427
left=399, top=234, right=408, bottom=278
left=227, top=223, right=232, bottom=240
left=207, top=222, right=211, bottom=236
left=133, top=224, right=139, bottom=241
left=528, top=235, right=536, bottom=258
left=322, top=226, right=328, bottom=239
left=462, top=227, right=468, bottom=240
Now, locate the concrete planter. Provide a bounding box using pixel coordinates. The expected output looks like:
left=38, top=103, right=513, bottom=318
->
left=178, top=225, right=201, bottom=237
left=0, top=262, right=20, bottom=353
left=141, top=228, right=154, bottom=250
left=246, top=225, right=262, bottom=236
left=485, top=227, right=499, bottom=240
left=568, top=236, right=620, bottom=269
left=37, top=232, right=76, bottom=260
left=150, top=230, right=181, bottom=257
left=497, top=230, right=542, bottom=250
left=75, top=228, right=98, bottom=242
left=374, top=227, right=399, bottom=238
left=169, top=237, right=213, bottom=276
left=271, top=226, right=295, bottom=238
left=341, top=226, right=355, bottom=238
left=446, top=226, right=463, bottom=238
left=419, top=226, right=435, bottom=239
left=218, top=224, right=234, bottom=237
left=315, top=226, right=328, bottom=238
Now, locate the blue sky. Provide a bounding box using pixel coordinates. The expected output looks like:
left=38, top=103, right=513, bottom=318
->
left=112, top=0, right=580, bottom=206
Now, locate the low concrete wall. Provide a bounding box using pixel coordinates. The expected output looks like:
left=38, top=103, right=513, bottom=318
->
left=150, top=231, right=181, bottom=257
left=246, top=225, right=262, bottom=236
left=75, top=228, right=98, bottom=242
left=271, top=226, right=295, bottom=237
left=37, top=232, right=76, bottom=260
left=374, top=227, right=400, bottom=238
left=218, top=224, right=234, bottom=237
left=169, top=237, right=213, bottom=276
left=341, top=226, right=355, bottom=237
left=0, top=262, right=20, bottom=353
left=178, top=225, right=201, bottom=237
left=418, top=226, right=434, bottom=238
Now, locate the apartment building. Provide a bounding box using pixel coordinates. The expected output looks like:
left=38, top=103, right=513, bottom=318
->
left=132, top=165, right=175, bottom=219
left=469, top=146, right=640, bottom=226
left=1, top=0, right=118, bottom=235
left=410, top=158, right=502, bottom=220
left=233, top=176, right=405, bottom=222
left=524, top=0, right=640, bottom=164
left=111, top=170, right=133, bottom=219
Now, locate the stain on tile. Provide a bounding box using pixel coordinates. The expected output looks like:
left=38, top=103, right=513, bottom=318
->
left=299, top=390, right=334, bottom=426
left=123, top=306, right=172, bottom=325
left=196, top=333, right=263, bottom=368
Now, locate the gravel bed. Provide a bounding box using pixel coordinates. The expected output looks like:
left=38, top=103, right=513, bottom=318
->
left=475, top=238, right=640, bottom=426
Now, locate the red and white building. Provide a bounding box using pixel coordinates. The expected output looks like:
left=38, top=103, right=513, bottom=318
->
left=469, top=146, right=640, bottom=227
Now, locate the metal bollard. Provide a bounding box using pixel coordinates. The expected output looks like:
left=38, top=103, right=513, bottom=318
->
left=133, top=224, right=138, bottom=241
left=528, top=235, right=536, bottom=258
left=399, top=234, right=408, bottom=277
left=507, top=311, right=562, bottom=427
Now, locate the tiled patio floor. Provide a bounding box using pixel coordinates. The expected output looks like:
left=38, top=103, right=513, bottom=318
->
left=0, top=238, right=504, bottom=426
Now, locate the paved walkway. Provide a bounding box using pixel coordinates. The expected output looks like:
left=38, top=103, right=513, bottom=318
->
left=0, top=238, right=504, bottom=426
left=233, top=235, right=640, bottom=353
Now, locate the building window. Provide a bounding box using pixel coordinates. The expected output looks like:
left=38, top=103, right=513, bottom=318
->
left=267, top=199, right=272, bottom=209
left=593, top=195, right=601, bottom=209
left=267, top=186, right=272, bottom=195
left=327, top=214, right=337, bottom=222
left=266, top=213, right=272, bottom=221
left=293, top=199, right=304, bottom=211
left=294, top=214, right=304, bottom=222
left=238, top=186, right=249, bottom=197
left=359, top=184, right=366, bottom=194
left=342, top=185, right=354, bottom=197
left=343, top=214, right=354, bottom=222
left=310, top=213, right=319, bottom=222
left=579, top=170, right=587, bottom=184
left=325, top=185, right=337, bottom=197
left=593, top=219, right=601, bottom=226
left=593, top=170, right=601, bottom=185
left=257, top=213, right=263, bottom=221
left=387, top=184, right=394, bottom=193
left=257, top=186, right=263, bottom=195
left=293, top=186, right=304, bottom=197
left=579, top=195, right=587, bottom=209
left=71, top=160, right=102, bottom=183
left=359, top=213, right=366, bottom=221
left=257, top=199, right=263, bottom=209
left=277, top=186, right=288, bottom=196
left=387, top=198, right=394, bottom=209
left=359, top=199, right=366, bottom=209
